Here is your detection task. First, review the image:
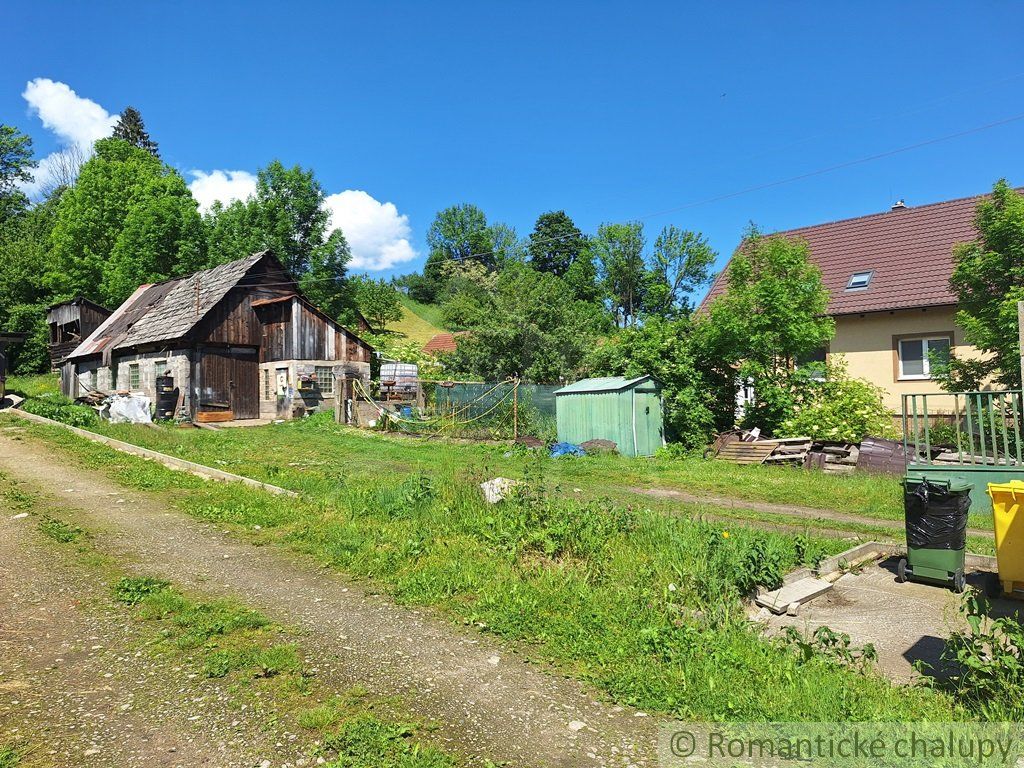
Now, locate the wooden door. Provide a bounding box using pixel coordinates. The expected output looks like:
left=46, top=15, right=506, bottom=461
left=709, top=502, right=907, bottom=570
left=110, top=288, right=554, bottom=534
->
left=198, top=347, right=259, bottom=420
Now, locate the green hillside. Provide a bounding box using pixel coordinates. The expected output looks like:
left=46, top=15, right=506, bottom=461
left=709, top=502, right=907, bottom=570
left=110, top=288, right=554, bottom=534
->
left=389, top=294, right=447, bottom=347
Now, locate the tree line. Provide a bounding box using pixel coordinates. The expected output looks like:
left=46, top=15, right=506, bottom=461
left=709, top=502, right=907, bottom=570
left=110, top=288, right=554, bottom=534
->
left=0, top=112, right=401, bottom=373
left=401, top=180, right=1024, bottom=448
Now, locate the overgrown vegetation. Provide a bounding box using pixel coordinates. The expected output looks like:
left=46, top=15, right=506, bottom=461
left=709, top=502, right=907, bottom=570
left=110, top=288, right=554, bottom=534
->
left=18, top=393, right=98, bottom=427
left=778, top=359, right=897, bottom=442
left=9, top=414, right=965, bottom=722
left=939, top=594, right=1024, bottom=720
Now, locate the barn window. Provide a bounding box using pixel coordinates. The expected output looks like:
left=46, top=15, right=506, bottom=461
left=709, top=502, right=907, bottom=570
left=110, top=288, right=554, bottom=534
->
left=315, top=366, right=334, bottom=394
left=129, top=363, right=141, bottom=390
left=263, top=369, right=272, bottom=400
left=153, top=359, right=168, bottom=378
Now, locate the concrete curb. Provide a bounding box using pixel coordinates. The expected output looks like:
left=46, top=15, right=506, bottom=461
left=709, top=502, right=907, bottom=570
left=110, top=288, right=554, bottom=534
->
left=816, top=540, right=997, bottom=575
left=5, top=408, right=299, bottom=498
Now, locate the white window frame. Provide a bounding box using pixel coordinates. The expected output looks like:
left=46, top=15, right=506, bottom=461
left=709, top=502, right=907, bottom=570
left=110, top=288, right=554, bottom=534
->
left=846, top=270, right=874, bottom=291
left=897, top=335, right=951, bottom=381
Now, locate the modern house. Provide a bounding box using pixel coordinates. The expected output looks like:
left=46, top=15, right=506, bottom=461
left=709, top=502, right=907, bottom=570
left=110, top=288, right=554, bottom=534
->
left=701, top=192, right=1007, bottom=411
left=47, top=297, right=112, bottom=371
left=61, top=251, right=374, bottom=421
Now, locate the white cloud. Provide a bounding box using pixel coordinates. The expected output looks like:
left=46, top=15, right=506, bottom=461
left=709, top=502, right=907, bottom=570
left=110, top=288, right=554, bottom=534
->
left=23, top=78, right=117, bottom=149
left=323, top=190, right=418, bottom=271
left=188, top=169, right=258, bottom=212
left=20, top=78, right=117, bottom=197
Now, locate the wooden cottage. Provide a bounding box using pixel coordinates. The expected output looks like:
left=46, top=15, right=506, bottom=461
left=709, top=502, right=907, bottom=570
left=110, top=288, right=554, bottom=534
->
left=61, top=251, right=374, bottom=422
left=47, top=298, right=112, bottom=370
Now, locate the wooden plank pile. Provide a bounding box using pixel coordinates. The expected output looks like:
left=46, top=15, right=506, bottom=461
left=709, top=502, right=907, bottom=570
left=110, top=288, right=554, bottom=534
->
left=710, top=430, right=860, bottom=474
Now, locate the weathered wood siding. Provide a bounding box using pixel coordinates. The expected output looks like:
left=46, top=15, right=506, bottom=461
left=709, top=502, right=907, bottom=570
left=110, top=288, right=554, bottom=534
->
left=259, top=298, right=371, bottom=363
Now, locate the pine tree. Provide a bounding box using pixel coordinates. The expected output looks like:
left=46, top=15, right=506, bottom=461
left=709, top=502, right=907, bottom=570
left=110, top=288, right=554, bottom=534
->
left=112, top=107, right=159, bottom=157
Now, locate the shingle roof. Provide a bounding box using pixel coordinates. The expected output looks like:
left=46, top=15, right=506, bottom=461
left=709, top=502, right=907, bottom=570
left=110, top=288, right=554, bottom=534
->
left=555, top=375, right=655, bottom=395
left=422, top=332, right=467, bottom=355
left=68, top=252, right=267, bottom=360
left=700, top=191, right=1018, bottom=316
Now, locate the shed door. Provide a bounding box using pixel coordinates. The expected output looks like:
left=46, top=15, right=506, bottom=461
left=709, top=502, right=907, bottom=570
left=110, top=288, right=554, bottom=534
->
left=632, top=390, right=661, bottom=457
left=198, top=347, right=259, bottom=419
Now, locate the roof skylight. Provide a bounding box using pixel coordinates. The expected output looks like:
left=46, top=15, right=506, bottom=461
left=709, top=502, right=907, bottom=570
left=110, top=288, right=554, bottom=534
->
left=846, top=270, right=873, bottom=291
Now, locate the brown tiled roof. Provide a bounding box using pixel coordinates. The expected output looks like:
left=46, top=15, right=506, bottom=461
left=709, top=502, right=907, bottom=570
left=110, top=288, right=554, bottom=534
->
left=700, top=191, right=1019, bottom=316
left=422, top=332, right=466, bottom=355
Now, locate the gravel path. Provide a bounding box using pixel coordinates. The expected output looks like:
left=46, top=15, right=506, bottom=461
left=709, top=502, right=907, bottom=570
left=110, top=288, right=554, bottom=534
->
left=0, top=430, right=656, bottom=767
left=0, top=491, right=294, bottom=767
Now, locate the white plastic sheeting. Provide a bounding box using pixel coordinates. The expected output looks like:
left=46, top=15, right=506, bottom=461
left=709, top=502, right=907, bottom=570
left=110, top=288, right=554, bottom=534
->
left=105, top=394, right=153, bottom=424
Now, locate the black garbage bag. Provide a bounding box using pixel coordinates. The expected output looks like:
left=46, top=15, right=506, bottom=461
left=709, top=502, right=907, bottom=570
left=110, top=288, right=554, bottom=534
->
left=904, top=479, right=969, bottom=550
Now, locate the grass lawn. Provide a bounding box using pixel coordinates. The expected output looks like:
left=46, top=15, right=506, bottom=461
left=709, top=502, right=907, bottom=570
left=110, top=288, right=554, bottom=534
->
left=388, top=295, right=447, bottom=346
left=5, top=373, right=995, bottom=546
left=3, top=408, right=966, bottom=723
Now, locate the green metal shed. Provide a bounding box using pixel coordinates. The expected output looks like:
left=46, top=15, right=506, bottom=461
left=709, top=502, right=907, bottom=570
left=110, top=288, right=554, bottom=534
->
left=554, top=375, right=664, bottom=457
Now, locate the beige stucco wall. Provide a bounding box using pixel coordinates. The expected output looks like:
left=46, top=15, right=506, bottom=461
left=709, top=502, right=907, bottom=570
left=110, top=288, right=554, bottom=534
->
left=829, top=305, right=987, bottom=412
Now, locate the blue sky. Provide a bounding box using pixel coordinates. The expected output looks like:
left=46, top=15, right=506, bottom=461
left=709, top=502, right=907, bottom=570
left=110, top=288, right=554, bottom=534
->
left=5, top=2, right=1024, bottom=295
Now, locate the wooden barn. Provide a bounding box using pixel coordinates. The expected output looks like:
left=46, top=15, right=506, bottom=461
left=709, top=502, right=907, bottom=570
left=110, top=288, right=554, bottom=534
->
left=61, top=251, right=374, bottom=422
left=47, top=298, right=112, bottom=370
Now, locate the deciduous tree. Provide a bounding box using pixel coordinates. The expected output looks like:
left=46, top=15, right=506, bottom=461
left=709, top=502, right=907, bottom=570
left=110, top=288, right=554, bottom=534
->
left=527, top=210, right=585, bottom=277
left=0, top=124, right=36, bottom=225
left=592, top=221, right=646, bottom=327
left=48, top=138, right=205, bottom=307
left=948, top=180, right=1024, bottom=388
left=645, top=225, right=716, bottom=319
left=354, top=276, right=403, bottom=331
left=697, top=226, right=833, bottom=431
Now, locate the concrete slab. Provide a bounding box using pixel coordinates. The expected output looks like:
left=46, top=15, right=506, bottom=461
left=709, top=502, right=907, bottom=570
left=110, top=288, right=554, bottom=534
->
left=767, top=559, right=1024, bottom=682
left=756, top=577, right=833, bottom=614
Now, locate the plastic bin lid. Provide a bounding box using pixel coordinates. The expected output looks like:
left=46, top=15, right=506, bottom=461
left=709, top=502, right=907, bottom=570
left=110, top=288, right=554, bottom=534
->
left=902, top=475, right=973, bottom=493
left=987, top=480, right=1024, bottom=494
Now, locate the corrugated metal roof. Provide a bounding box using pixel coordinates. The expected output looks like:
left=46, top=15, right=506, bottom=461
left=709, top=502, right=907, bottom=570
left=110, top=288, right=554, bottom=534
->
left=555, top=375, right=653, bottom=395
left=700, top=190, right=1023, bottom=316
left=67, top=252, right=267, bottom=360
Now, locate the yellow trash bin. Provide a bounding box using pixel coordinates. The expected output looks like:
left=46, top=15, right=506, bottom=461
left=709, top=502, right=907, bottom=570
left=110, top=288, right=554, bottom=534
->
left=987, top=481, right=1024, bottom=598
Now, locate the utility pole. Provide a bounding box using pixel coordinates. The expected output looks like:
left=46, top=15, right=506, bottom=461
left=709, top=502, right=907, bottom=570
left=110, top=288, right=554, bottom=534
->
left=1018, top=301, right=1024, bottom=382
left=512, top=378, right=519, bottom=441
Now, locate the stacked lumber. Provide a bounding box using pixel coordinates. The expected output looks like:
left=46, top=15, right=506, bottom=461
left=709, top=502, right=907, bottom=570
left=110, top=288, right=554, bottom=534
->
left=709, top=431, right=860, bottom=473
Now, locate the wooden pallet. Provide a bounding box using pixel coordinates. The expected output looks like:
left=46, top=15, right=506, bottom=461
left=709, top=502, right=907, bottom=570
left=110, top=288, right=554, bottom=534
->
left=715, top=441, right=779, bottom=465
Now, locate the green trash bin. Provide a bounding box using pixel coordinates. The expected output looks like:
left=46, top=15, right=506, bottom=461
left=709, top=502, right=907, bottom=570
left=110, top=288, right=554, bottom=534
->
left=897, top=475, right=971, bottom=592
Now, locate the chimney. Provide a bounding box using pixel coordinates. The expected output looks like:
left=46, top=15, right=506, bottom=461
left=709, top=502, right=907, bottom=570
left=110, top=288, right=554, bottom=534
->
left=891, top=199, right=908, bottom=210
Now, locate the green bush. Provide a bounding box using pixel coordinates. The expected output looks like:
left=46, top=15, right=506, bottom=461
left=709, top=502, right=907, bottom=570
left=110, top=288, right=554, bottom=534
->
left=20, top=394, right=99, bottom=428
left=779, top=358, right=896, bottom=442
left=941, top=594, right=1024, bottom=719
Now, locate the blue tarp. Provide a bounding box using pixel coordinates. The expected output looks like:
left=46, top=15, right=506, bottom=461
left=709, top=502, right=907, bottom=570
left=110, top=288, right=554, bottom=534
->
left=549, top=441, right=586, bottom=458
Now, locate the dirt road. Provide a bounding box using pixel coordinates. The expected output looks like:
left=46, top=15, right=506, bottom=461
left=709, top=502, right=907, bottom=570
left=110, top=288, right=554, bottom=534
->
left=0, top=430, right=655, bottom=767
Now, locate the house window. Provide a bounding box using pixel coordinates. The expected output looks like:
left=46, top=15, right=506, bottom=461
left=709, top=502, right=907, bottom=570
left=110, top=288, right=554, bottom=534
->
left=897, top=336, right=951, bottom=380
left=846, top=271, right=874, bottom=291
left=128, top=363, right=141, bottom=390
left=796, top=346, right=828, bottom=380
left=153, top=359, right=167, bottom=378
left=315, top=366, right=334, bottom=394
